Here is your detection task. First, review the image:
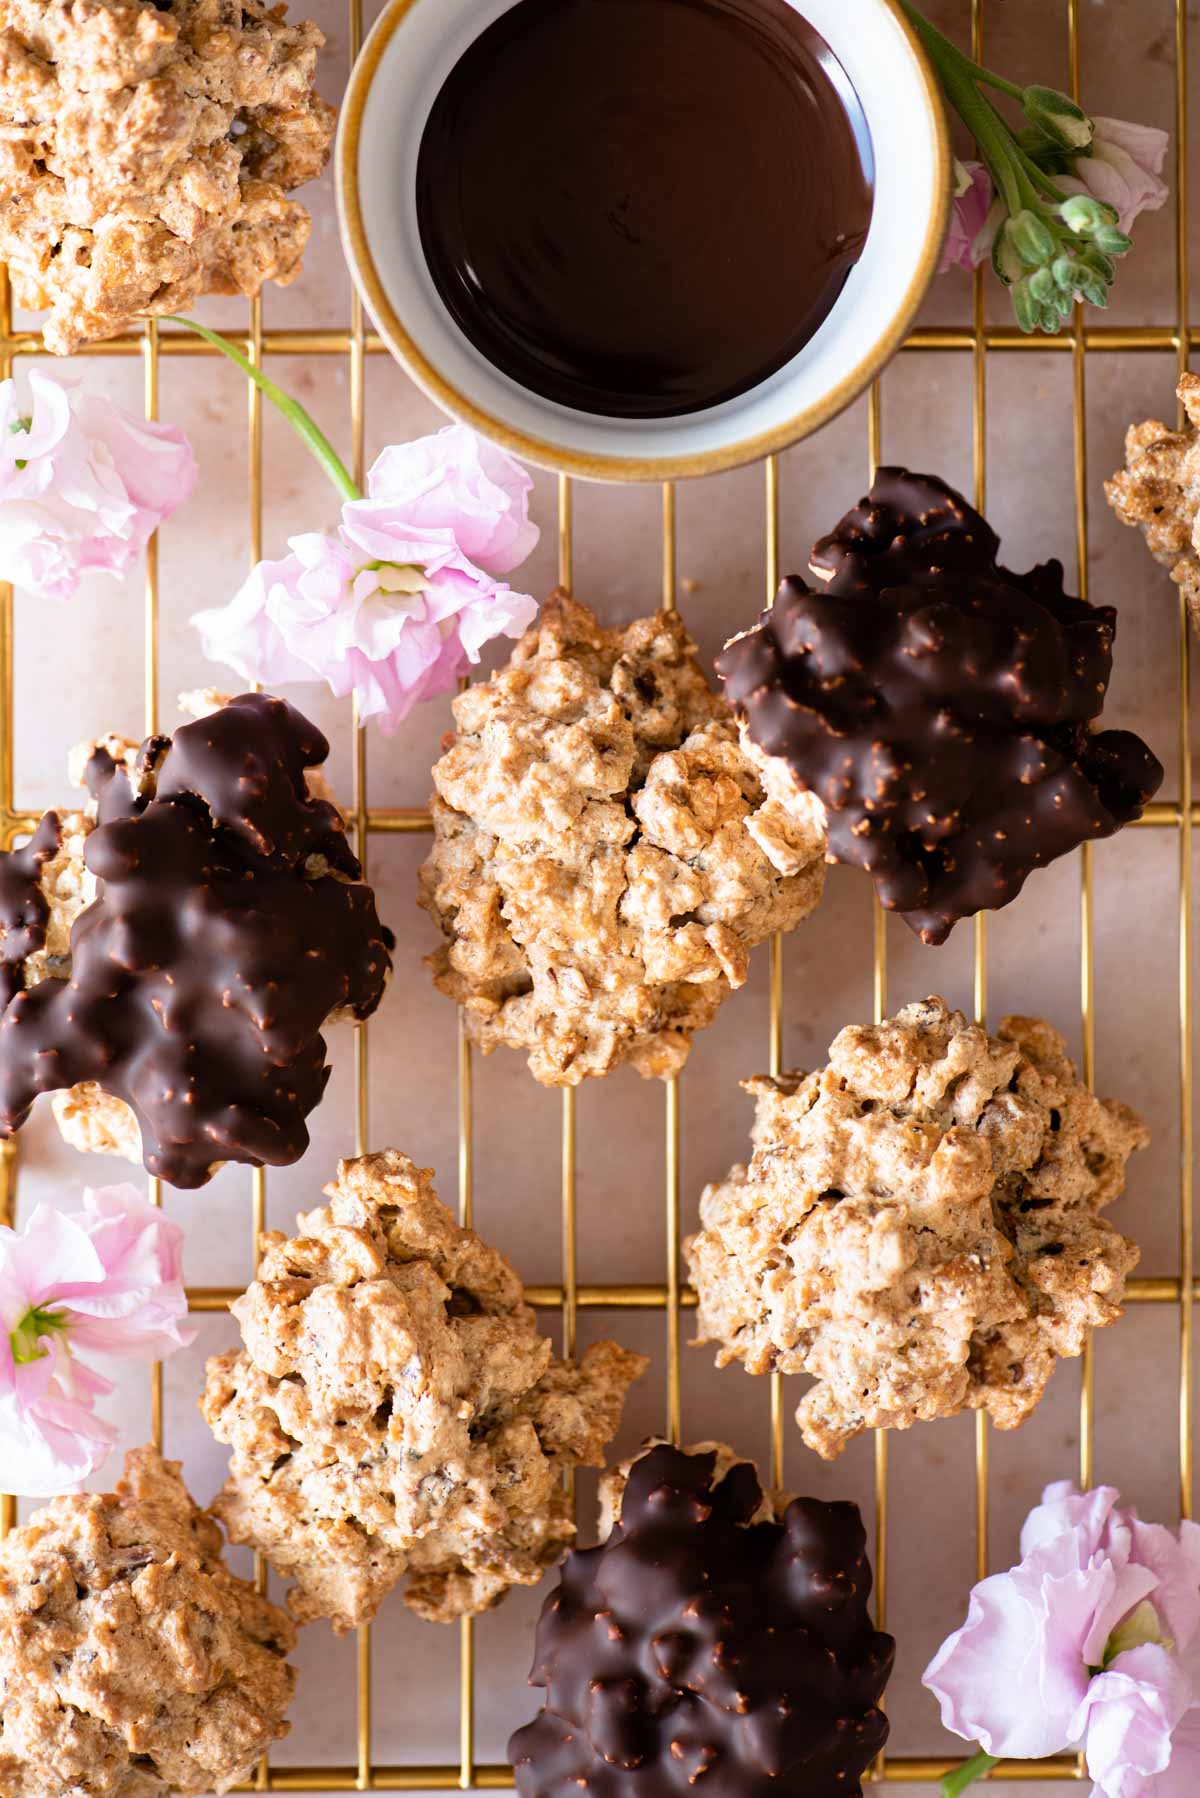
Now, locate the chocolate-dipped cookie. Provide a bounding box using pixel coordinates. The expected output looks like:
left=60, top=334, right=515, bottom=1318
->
left=717, top=468, right=1162, bottom=944
left=508, top=1441, right=893, bottom=1798
left=0, top=693, right=392, bottom=1188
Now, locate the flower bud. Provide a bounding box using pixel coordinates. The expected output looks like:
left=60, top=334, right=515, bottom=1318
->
left=1028, top=267, right=1058, bottom=305
left=1012, top=277, right=1040, bottom=334
left=1092, top=224, right=1133, bottom=256
left=1053, top=253, right=1089, bottom=291
left=1023, top=84, right=1094, bottom=151
left=992, top=228, right=1026, bottom=287
left=1061, top=193, right=1112, bottom=234
left=1006, top=209, right=1056, bottom=266
left=1078, top=246, right=1116, bottom=282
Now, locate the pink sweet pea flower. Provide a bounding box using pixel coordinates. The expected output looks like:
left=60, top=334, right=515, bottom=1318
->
left=1058, top=117, right=1170, bottom=235
left=925, top=1482, right=1200, bottom=1795
left=366, top=423, right=539, bottom=574
left=940, top=160, right=997, bottom=273
left=0, top=370, right=197, bottom=601
left=0, top=1186, right=193, bottom=1495
left=192, top=424, right=540, bottom=734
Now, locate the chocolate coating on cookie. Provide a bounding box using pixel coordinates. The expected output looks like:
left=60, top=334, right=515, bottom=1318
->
left=508, top=1444, right=893, bottom=1798
left=717, top=468, right=1163, bottom=943
left=0, top=813, right=59, bottom=1009
left=0, top=694, right=392, bottom=1188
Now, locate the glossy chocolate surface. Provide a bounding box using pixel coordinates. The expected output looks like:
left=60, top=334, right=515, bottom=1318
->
left=509, top=1444, right=894, bottom=1797
left=717, top=469, right=1164, bottom=944
left=0, top=695, right=393, bottom=1188
left=416, top=0, right=873, bottom=419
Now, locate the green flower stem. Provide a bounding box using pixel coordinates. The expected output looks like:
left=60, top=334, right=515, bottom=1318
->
left=914, top=28, right=1024, bottom=213
left=940, top=1750, right=1001, bottom=1797
left=162, top=315, right=362, bottom=505
left=967, top=66, right=1025, bottom=102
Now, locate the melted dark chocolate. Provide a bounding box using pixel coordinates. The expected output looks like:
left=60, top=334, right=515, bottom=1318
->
left=0, top=694, right=393, bottom=1189
left=416, top=0, right=873, bottom=419
left=508, top=1443, right=894, bottom=1798
left=0, top=813, right=60, bottom=1010
left=717, top=469, right=1164, bottom=945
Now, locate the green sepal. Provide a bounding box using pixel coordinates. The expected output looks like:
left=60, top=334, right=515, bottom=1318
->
left=1006, top=208, right=1056, bottom=265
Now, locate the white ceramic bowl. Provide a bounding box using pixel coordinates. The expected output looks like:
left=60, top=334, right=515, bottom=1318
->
left=337, top=0, right=950, bottom=482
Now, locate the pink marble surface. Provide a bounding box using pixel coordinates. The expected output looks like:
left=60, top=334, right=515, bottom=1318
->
left=6, top=1, right=1200, bottom=1793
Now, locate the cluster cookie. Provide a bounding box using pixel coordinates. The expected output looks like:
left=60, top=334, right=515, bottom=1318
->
left=1107, top=372, right=1200, bottom=632
left=202, top=1149, right=647, bottom=1631
left=686, top=998, right=1146, bottom=1458
left=0, top=0, right=335, bottom=354
left=419, top=592, right=825, bottom=1085
left=717, top=468, right=1163, bottom=944
left=0, top=692, right=392, bottom=1188
left=0, top=1447, right=296, bottom=1798
left=508, top=1441, right=894, bottom=1798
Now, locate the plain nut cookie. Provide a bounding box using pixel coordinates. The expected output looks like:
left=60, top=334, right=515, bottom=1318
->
left=202, top=1149, right=648, bottom=1632
left=419, top=591, right=826, bottom=1086
left=0, top=0, right=335, bottom=353
left=0, top=1447, right=296, bottom=1798
left=1106, top=372, right=1200, bottom=633
left=685, top=997, right=1146, bottom=1458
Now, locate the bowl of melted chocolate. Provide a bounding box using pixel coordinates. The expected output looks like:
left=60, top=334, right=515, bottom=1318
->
left=338, top=0, right=949, bottom=480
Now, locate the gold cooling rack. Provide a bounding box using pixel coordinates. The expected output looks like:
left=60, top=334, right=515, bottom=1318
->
left=0, top=0, right=1195, bottom=1788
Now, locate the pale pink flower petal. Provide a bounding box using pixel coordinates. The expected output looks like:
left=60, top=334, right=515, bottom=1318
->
left=1143, top=1703, right=1200, bottom=1794
left=366, top=423, right=539, bottom=573
left=58, top=1185, right=192, bottom=1358
left=193, top=552, right=326, bottom=691
left=1064, top=116, right=1170, bottom=234
left=0, top=370, right=196, bottom=602
left=1075, top=1643, right=1194, bottom=1797
left=924, top=1560, right=1106, bottom=1758
left=0, top=1382, right=117, bottom=1497
left=0, top=1187, right=193, bottom=1494
left=939, top=161, right=995, bottom=273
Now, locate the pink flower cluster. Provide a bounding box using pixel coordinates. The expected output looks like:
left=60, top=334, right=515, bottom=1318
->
left=193, top=424, right=540, bottom=733
left=0, top=1186, right=193, bottom=1495
left=0, top=370, right=196, bottom=600
left=925, top=1481, right=1200, bottom=1795
left=941, top=121, right=1168, bottom=278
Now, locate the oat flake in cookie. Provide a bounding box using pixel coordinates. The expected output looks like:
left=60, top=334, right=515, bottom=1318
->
left=202, top=1149, right=647, bottom=1632
left=508, top=1441, right=894, bottom=1798
left=0, top=0, right=335, bottom=355
left=419, top=591, right=825, bottom=1086
left=0, top=692, right=392, bottom=1189
left=717, top=468, right=1162, bottom=944
left=0, top=1447, right=296, bottom=1798
left=685, top=998, right=1146, bottom=1459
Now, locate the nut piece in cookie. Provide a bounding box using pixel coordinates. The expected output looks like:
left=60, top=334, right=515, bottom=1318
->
left=419, top=591, right=826, bottom=1085
left=685, top=997, right=1146, bottom=1458
left=0, top=692, right=393, bottom=1189
left=0, top=1446, right=296, bottom=1798
left=1106, top=372, right=1200, bottom=633
left=717, top=468, right=1163, bottom=944
left=508, top=1440, right=894, bottom=1798
left=0, top=0, right=336, bottom=354
left=202, top=1149, right=648, bottom=1632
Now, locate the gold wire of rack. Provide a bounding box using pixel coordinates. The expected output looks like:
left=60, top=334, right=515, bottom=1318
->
left=0, top=0, right=1193, bottom=1788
